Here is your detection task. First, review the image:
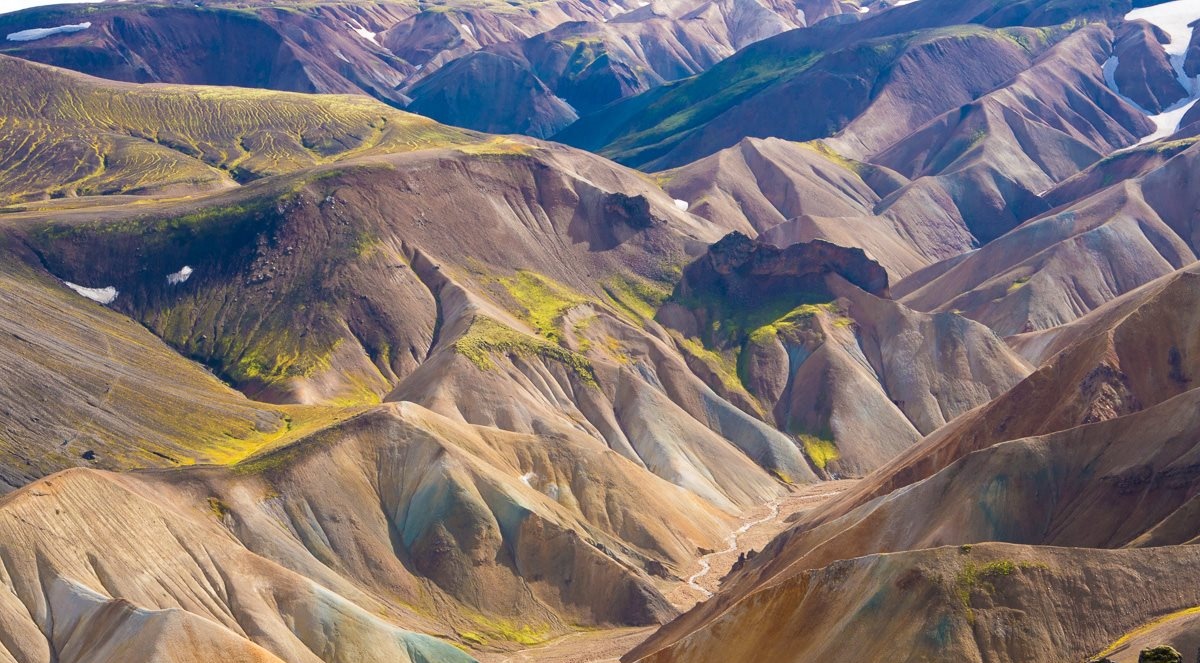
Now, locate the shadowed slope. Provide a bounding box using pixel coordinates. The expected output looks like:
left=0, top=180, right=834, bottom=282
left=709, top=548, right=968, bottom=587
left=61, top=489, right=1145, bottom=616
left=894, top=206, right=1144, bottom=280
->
left=0, top=240, right=291, bottom=491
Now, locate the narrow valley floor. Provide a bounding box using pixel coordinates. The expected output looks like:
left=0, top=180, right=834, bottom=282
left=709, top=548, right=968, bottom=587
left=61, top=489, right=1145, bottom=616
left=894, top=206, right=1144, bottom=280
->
left=478, top=480, right=859, bottom=663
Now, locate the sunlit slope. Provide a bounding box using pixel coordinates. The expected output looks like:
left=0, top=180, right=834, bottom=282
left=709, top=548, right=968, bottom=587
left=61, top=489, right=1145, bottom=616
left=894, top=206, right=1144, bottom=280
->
left=0, top=54, right=481, bottom=202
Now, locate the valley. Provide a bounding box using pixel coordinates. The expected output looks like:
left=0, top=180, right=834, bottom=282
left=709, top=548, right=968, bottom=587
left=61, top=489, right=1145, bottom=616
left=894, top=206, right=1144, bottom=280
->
left=1, top=0, right=1200, bottom=661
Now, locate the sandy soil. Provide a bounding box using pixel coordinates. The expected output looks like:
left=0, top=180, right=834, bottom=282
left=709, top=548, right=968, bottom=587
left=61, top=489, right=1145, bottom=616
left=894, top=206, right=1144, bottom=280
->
left=478, top=480, right=858, bottom=663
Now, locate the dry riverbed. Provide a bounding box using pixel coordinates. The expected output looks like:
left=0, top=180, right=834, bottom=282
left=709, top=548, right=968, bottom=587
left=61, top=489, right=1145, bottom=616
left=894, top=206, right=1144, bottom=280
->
left=478, top=480, right=858, bottom=663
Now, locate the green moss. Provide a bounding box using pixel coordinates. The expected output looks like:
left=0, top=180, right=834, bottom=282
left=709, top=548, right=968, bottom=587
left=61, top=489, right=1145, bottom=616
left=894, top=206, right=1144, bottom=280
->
left=747, top=302, right=841, bottom=346
left=800, top=434, right=840, bottom=470
left=1006, top=276, right=1031, bottom=294
left=955, top=559, right=1018, bottom=621
left=603, top=336, right=633, bottom=365
left=457, top=631, right=486, bottom=646
left=454, top=317, right=598, bottom=387
left=233, top=338, right=342, bottom=385
left=498, top=271, right=586, bottom=344
left=463, top=615, right=551, bottom=646
left=1139, top=646, right=1183, bottom=663
left=676, top=333, right=744, bottom=395
left=207, top=496, right=231, bottom=519
left=602, top=274, right=671, bottom=324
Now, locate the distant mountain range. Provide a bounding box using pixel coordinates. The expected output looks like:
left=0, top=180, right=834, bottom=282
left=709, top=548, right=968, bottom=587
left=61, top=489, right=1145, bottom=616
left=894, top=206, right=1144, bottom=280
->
left=1, top=0, right=1200, bottom=662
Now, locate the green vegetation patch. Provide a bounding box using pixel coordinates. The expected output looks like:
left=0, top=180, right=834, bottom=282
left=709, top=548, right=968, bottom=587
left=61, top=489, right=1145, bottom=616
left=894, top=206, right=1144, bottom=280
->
left=498, top=270, right=586, bottom=344
left=454, top=317, right=598, bottom=387
left=800, top=434, right=840, bottom=470
left=602, top=274, right=671, bottom=324
left=1006, top=276, right=1031, bottom=294
left=462, top=614, right=552, bottom=646
left=207, top=496, right=231, bottom=519
left=953, top=559, right=1042, bottom=622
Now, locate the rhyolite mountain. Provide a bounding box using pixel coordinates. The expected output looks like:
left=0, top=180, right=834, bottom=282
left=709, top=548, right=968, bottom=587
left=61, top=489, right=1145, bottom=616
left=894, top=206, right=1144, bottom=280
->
left=2, top=0, right=1200, bottom=661
left=0, top=0, right=903, bottom=137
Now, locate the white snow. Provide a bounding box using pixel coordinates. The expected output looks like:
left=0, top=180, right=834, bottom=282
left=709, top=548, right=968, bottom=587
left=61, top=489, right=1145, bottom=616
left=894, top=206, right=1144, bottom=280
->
left=352, top=26, right=375, bottom=41
left=893, top=0, right=920, bottom=5
left=1116, top=0, right=1200, bottom=144
left=6, top=21, right=90, bottom=41
left=459, top=23, right=473, bottom=36
left=673, top=198, right=690, bottom=212
left=64, top=281, right=118, bottom=304
left=0, top=0, right=101, bottom=15
left=519, top=472, right=537, bottom=487
left=1128, top=0, right=1198, bottom=58
left=167, top=266, right=194, bottom=285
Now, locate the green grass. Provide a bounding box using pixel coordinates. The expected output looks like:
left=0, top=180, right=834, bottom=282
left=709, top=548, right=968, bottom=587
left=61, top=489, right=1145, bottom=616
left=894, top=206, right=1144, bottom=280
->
left=454, top=317, right=598, bottom=387
left=955, top=559, right=1022, bottom=622
left=602, top=274, right=671, bottom=324
left=497, top=270, right=587, bottom=344
left=0, top=55, right=480, bottom=202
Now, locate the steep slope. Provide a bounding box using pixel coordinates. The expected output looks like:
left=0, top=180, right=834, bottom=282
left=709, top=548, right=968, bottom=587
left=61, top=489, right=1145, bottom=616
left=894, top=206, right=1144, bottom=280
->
left=0, top=241, right=290, bottom=491
left=653, top=137, right=941, bottom=279
left=0, top=465, right=477, bottom=663
left=0, top=0, right=884, bottom=138
left=0, top=40, right=841, bottom=511
left=0, top=2, right=418, bottom=103
left=655, top=233, right=1030, bottom=476
left=407, top=50, right=580, bottom=137
left=556, top=0, right=1141, bottom=170
left=848, top=262, right=1200, bottom=523
left=899, top=140, right=1200, bottom=335
left=566, top=18, right=1154, bottom=282
left=628, top=543, right=1200, bottom=663
left=625, top=264, right=1200, bottom=663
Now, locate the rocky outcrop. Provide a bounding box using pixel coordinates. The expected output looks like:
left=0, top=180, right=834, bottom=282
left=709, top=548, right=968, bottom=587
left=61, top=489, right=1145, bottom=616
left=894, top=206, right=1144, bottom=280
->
left=675, top=232, right=889, bottom=307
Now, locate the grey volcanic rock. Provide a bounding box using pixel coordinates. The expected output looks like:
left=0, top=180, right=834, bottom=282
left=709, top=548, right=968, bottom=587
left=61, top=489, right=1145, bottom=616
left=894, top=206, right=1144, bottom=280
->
left=677, top=232, right=890, bottom=305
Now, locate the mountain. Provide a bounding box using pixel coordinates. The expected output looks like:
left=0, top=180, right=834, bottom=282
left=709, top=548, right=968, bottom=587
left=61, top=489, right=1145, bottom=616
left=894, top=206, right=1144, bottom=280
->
left=0, top=55, right=807, bottom=658
left=0, top=0, right=899, bottom=138
left=626, top=259, right=1200, bottom=663
left=0, top=54, right=479, bottom=203
left=3, top=0, right=1200, bottom=661
left=655, top=232, right=1030, bottom=476
left=555, top=0, right=1145, bottom=168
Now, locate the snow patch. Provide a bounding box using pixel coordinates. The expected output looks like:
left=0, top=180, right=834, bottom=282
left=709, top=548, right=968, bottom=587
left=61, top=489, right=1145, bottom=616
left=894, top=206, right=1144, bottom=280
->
left=351, top=25, right=376, bottom=41
left=1105, top=1, right=1200, bottom=144
left=459, top=23, right=474, bottom=36
left=64, top=281, right=118, bottom=304
left=519, top=472, right=537, bottom=487
left=1127, top=0, right=1198, bottom=58
left=167, top=266, right=194, bottom=285
left=893, top=0, right=920, bottom=5
left=6, top=21, right=90, bottom=41
left=673, top=198, right=690, bottom=212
